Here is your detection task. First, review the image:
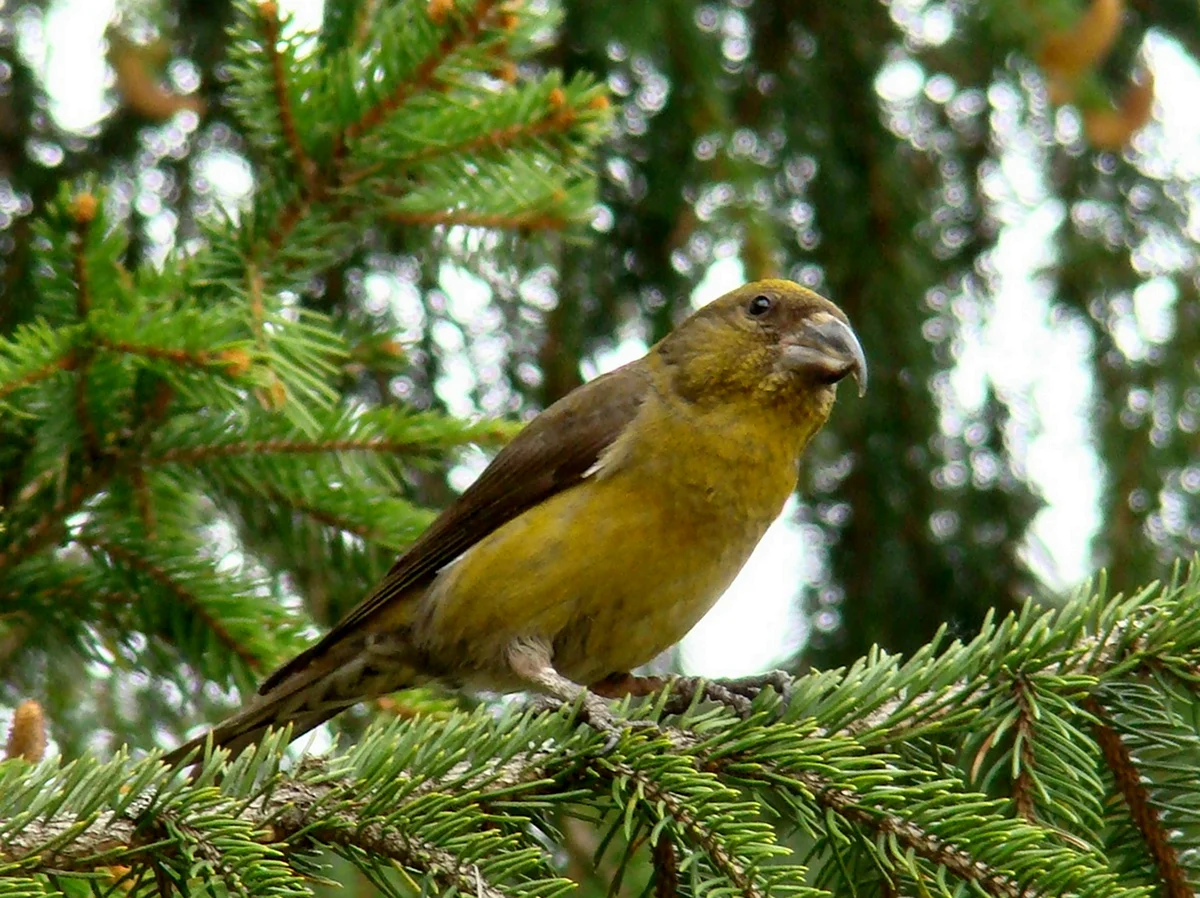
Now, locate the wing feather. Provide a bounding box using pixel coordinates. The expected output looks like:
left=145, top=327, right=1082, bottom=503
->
left=258, top=362, right=649, bottom=694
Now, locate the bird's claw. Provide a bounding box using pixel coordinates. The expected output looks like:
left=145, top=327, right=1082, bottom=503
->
left=530, top=692, right=659, bottom=753
left=666, top=670, right=793, bottom=719
left=724, top=669, right=794, bottom=707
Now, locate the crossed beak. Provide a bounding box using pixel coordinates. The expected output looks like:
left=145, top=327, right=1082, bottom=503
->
left=780, top=314, right=868, bottom=396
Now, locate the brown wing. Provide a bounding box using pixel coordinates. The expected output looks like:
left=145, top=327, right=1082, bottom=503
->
left=257, top=361, right=650, bottom=694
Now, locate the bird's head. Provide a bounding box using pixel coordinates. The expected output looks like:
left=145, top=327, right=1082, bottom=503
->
left=655, top=280, right=867, bottom=418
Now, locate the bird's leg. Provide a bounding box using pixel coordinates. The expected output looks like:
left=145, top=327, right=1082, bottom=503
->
left=592, top=670, right=793, bottom=719
left=507, top=639, right=654, bottom=750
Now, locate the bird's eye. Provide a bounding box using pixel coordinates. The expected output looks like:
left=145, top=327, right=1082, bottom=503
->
left=748, top=295, right=772, bottom=317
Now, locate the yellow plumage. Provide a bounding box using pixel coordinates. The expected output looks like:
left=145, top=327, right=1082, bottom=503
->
left=166, top=279, right=865, bottom=763
left=418, top=350, right=833, bottom=689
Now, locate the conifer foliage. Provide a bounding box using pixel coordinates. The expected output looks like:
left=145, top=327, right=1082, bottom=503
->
left=0, top=0, right=607, bottom=752
left=5, top=571, right=1200, bottom=897
left=3, top=1, right=1200, bottom=897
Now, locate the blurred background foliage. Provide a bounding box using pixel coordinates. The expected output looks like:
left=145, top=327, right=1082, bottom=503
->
left=1, top=0, right=1198, bottom=712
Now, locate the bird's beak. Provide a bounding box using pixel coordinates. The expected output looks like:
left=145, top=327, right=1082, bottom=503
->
left=780, top=315, right=868, bottom=396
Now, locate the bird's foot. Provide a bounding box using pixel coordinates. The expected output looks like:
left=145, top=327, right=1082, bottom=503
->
left=665, top=678, right=753, bottom=717
left=593, top=670, right=793, bottom=719
left=530, top=691, right=658, bottom=753
left=681, top=672, right=792, bottom=720
left=716, top=669, right=794, bottom=709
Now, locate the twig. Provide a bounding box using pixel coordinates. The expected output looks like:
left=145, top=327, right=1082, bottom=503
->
left=783, top=768, right=1038, bottom=898
left=258, top=1, right=317, bottom=195
left=343, top=0, right=499, bottom=145
left=93, top=337, right=243, bottom=372
left=606, top=760, right=762, bottom=898
left=386, top=208, right=569, bottom=231
left=0, top=352, right=77, bottom=401
left=1012, top=676, right=1038, bottom=824
left=3, top=774, right=508, bottom=898
left=651, top=834, right=679, bottom=898
left=75, top=537, right=263, bottom=673
left=342, top=91, right=586, bottom=184
left=130, top=466, right=156, bottom=538
left=267, top=0, right=501, bottom=250
left=0, top=382, right=174, bottom=573
left=0, top=463, right=116, bottom=573
left=149, top=437, right=452, bottom=464
left=352, top=0, right=381, bottom=48
left=71, top=193, right=101, bottom=462
left=1087, top=697, right=1191, bottom=898
left=260, top=487, right=386, bottom=542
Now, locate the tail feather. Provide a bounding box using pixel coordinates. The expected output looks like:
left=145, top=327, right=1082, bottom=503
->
left=163, top=633, right=424, bottom=767
left=162, top=698, right=350, bottom=766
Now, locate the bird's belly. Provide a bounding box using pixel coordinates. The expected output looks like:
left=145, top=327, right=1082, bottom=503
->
left=413, top=462, right=791, bottom=690
left=548, top=547, right=745, bottom=685
left=547, top=503, right=774, bottom=683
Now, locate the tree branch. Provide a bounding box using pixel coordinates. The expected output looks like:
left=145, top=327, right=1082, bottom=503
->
left=0, top=352, right=76, bottom=401
left=75, top=537, right=264, bottom=673
left=385, top=208, right=569, bottom=231
left=777, top=766, right=1037, bottom=898
left=258, top=0, right=317, bottom=196
left=71, top=192, right=100, bottom=463
left=1087, top=697, right=1191, bottom=898
left=610, top=759, right=762, bottom=898
left=342, top=0, right=499, bottom=145
left=0, top=755, right=550, bottom=895
left=1012, top=676, right=1038, bottom=824
left=148, top=436, right=467, bottom=464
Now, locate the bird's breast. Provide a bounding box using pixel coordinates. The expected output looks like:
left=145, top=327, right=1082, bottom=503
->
left=413, top=395, right=803, bottom=690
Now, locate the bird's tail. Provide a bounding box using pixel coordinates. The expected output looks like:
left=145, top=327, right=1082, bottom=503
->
left=162, top=691, right=353, bottom=766
left=163, top=625, right=425, bottom=767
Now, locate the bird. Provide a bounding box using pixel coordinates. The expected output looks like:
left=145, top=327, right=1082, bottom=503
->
left=165, top=279, right=866, bottom=764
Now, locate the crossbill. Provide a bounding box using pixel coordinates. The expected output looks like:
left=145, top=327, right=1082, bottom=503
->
left=167, top=279, right=865, bottom=762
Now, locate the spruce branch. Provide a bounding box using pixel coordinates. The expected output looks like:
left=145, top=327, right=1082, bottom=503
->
left=259, top=486, right=385, bottom=541
left=144, top=406, right=517, bottom=480
left=0, top=705, right=1135, bottom=898
left=0, top=764, right=516, bottom=898
left=1088, top=696, right=1191, bottom=898
left=70, top=192, right=100, bottom=463
left=146, top=419, right=511, bottom=465
left=0, top=347, right=76, bottom=401
left=75, top=536, right=264, bottom=674
left=258, top=0, right=318, bottom=196
left=607, top=759, right=763, bottom=898
left=272, top=782, right=509, bottom=898
left=341, top=0, right=499, bottom=147
left=130, top=465, right=156, bottom=538
left=651, top=834, right=679, bottom=898
left=93, top=336, right=253, bottom=375
left=69, top=194, right=97, bottom=318
left=352, top=0, right=382, bottom=48
left=386, top=208, right=570, bottom=231
left=343, top=83, right=609, bottom=182
left=263, top=0, right=501, bottom=251
left=12, top=563, right=1199, bottom=898
left=780, top=767, right=1035, bottom=898
left=1011, top=676, right=1038, bottom=824
left=205, top=0, right=609, bottom=310
left=0, top=380, right=174, bottom=574
left=0, top=460, right=116, bottom=573
left=149, top=435, right=462, bottom=463
left=248, top=263, right=267, bottom=350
